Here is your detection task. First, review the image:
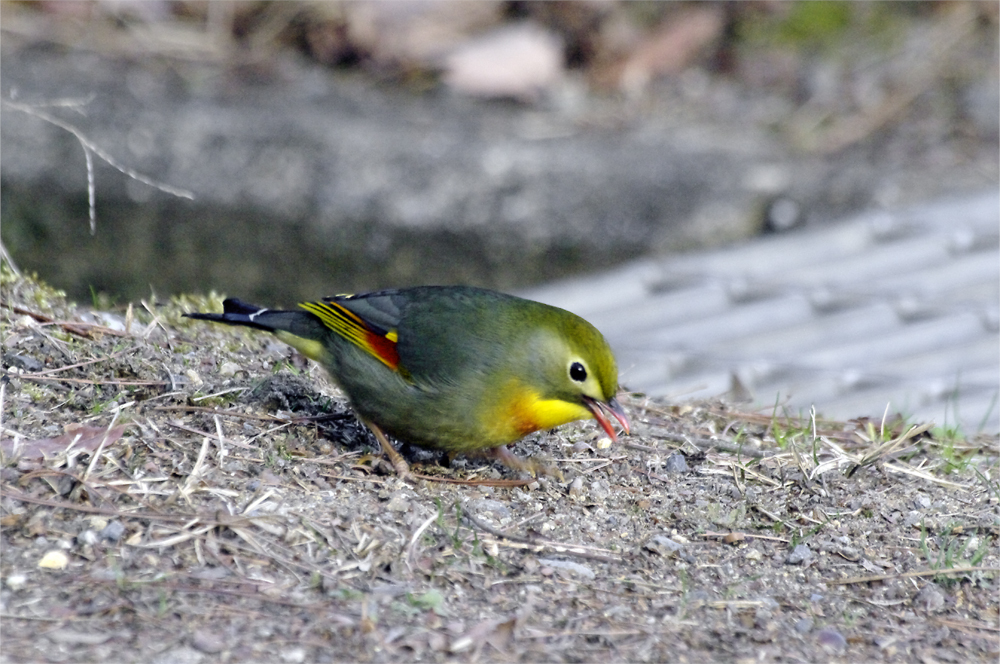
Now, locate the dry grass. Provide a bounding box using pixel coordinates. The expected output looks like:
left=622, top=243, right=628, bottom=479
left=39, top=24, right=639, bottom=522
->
left=2, top=268, right=998, bottom=662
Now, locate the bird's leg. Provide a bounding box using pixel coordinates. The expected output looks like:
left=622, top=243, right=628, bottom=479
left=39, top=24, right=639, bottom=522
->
left=364, top=421, right=411, bottom=480
left=489, top=446, right=564, bottom=481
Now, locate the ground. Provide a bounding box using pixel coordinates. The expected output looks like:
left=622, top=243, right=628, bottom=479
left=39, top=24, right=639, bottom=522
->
left=1, top=270, right=997, bottom=663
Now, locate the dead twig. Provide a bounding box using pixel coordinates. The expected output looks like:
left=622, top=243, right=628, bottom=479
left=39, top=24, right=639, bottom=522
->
left=460, top=505, right=621, bottom=563
left=826, top=566, right=999, bottom=586
left=2, top=98, right=194, bottom=234
left=1, top=302, right=130, bottom=338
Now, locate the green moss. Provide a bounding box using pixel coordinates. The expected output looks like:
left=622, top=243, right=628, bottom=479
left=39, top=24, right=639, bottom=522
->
left=739, top=1, right=905, bottom=54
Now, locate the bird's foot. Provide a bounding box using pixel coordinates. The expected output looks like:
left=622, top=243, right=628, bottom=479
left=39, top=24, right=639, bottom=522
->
left=366, top=422, right=413, bottom=481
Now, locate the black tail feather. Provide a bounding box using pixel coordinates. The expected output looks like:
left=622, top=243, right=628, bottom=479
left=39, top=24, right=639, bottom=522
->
left=184, top=298, right=277, bottom=332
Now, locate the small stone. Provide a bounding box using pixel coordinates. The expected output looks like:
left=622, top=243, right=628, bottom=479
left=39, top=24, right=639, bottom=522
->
left=469, top=499, right=511, bottom=520
left=280, top=646, right=306, bottom=663
left=903, top=510, right=923, bottom=527
left=786, top=544, right=812, bottom=565
left=192, top=629, right=225, bottom=654
left=794, top=617, right=813, bottom=634
left=816, top=628, right=847, bottom=653
left=837, top=546, right=861, bottom=562
left=219, top=362, right=242, bottom=377
left=646, top=535, right=685, bottom=557
left=915, top=583, right=946, bottom=612
left=4, top=354, right=43, bottom=372
left=537, top=558, right=595, bottom=580
left=78, top=530, right=99, bottom=546
left=5, top=572, right=28, bottom=590
left=664, top=453, right=688, bottom=473
left=589, top=479, right=610, bottom=500
left=386, top=492, right=410, bottom=512
left=568, top=476, right=585, bottom=499
left=46, top=629, right=114, bottom=645
left=100, top=521, right=126, bottom=543
left=754, top=608, right=773, bottom=629
left=38, top=550, right=69, bottom=570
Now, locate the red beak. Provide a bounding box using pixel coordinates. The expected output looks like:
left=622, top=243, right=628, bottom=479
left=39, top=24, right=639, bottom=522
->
left=583, top=396, right=630, bottom=441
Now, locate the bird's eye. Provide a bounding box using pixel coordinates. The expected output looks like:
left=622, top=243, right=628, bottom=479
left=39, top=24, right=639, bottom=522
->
left=569, top=361, right=587, bottom=383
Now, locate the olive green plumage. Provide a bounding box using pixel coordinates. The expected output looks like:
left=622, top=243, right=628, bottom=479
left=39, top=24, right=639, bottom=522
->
left=186, top=285, right=628, bottom=470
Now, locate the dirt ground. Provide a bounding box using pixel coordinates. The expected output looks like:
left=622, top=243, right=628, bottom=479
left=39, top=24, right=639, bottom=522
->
left=1, top=270, right=998, bottom=663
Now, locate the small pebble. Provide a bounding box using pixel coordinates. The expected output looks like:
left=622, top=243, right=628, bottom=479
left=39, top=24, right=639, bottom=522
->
left=386, top=492, right=411, bottom=512
left=786, top=544, right=812, bottom=565
left=794, top=617, right=813, bottom=634
left=589, top=479, right=610, bottom=500
left=5, top=572, right=28, bottom=590
left=915, top=583, right=946, bottom=612
left=664, top=453, right=688, bottom=473
left=816, top=627, right=847, bottom=653
left=191, top=629, right=225, bottom=654
left=903, top=510, right=923, bottom=527
left=38, top=550, right=69, bottom=570
left=5, top=354, right=43, bottom=372
left=645, top=535, right=686, bottom=558
left=219, top=362, right=242, bottom=377
left=469, top=499, right=511, bottom=519
left=280, top=646, right=307, bottom=663
left=46, top=629, right=113, bottom=646
left=100, top=521, right=126, bottom=543
left=537, top=558, right=596, bottom=580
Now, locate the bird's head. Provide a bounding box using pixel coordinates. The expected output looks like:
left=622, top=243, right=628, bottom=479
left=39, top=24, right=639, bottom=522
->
left=530, top=313, right=630, bottom=440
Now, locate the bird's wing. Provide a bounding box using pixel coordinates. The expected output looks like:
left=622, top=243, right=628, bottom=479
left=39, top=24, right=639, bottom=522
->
left=299, top=293, right=403, bottom=371
left=306, top=287, right=510, bottom=382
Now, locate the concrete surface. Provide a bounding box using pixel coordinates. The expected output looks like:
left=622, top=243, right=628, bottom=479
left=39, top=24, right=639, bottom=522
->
left=526, top=191, right=1000, bottom=434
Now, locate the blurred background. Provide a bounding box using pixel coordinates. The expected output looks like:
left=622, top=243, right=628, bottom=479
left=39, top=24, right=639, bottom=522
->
left=2, top=1, right=998, bottom=432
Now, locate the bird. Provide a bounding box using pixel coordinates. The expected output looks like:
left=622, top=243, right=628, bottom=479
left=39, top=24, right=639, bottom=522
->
left=185, top=285, right=629, bottom=478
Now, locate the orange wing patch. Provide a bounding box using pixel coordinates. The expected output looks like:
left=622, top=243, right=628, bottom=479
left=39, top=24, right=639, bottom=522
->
left=299, top=301, right=401, bottom=370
